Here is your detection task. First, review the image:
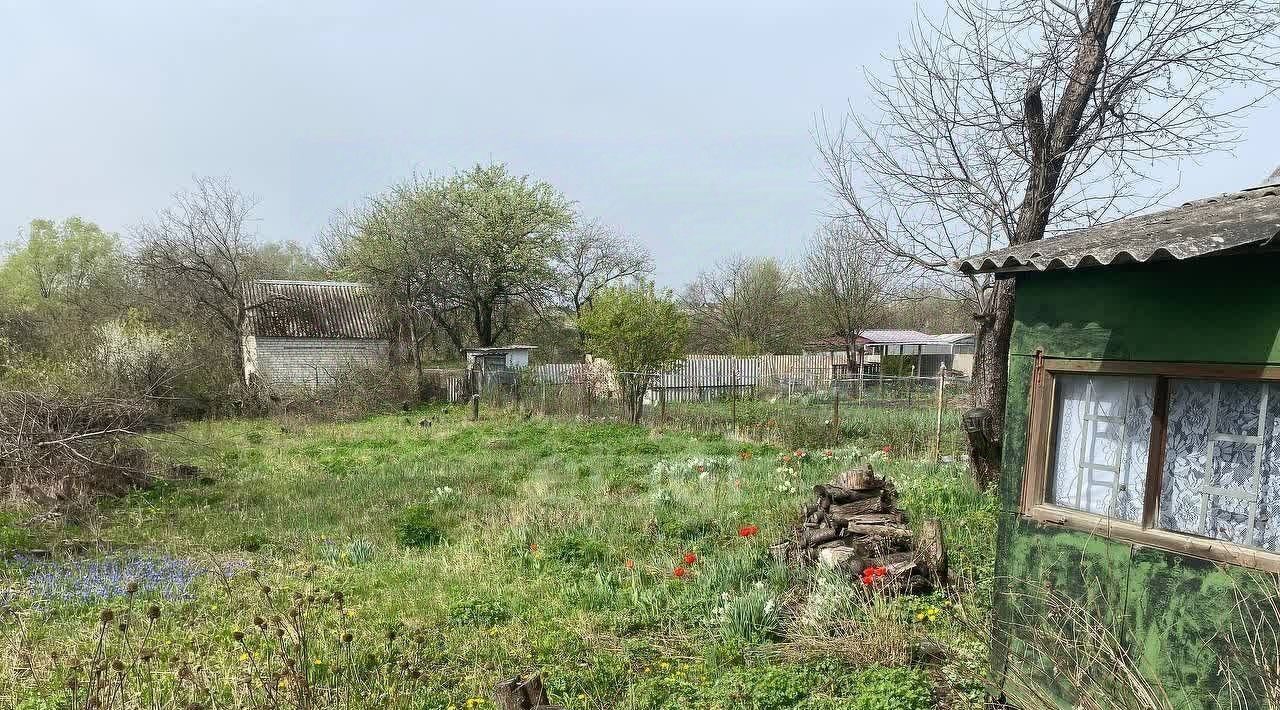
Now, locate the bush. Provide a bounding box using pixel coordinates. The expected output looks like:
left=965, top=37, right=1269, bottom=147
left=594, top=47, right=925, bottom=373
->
left=393, top=502, right=450, bottom=548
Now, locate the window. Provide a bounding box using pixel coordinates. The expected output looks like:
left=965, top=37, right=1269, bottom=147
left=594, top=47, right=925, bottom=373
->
left=1159, top=379, right=1280, bottom=552
left=1047, top=374, right=1154, bottom=523
left=1024, top=360, right=1280, bottom=570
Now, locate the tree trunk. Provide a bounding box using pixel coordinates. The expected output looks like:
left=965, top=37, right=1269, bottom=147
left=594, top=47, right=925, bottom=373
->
left=231, top=307, right=248, bottom=392
left=406, top=309, right=424, bottom=399
left=968, top=277, right=1015, bottom=489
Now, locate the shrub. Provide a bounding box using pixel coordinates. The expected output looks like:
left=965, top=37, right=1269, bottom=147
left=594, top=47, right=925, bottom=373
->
left=393, top=502, right=450, bottom=548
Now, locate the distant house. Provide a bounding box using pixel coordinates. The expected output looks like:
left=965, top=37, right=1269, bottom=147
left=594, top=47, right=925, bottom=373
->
left=803, top=329, right=976, bottom=377
left=241, top=280, right=390, bottom=388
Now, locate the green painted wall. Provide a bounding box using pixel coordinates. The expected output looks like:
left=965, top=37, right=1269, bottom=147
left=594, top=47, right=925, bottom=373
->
left=993, top=252, right=1280, bottom=709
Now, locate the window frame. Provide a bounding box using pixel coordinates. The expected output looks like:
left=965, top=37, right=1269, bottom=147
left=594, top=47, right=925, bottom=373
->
left=1022, top=356, right=1280, bottom=573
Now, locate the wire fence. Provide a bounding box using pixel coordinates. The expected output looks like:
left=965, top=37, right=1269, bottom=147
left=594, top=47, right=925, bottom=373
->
left=444, top=365, right=972, bottom=460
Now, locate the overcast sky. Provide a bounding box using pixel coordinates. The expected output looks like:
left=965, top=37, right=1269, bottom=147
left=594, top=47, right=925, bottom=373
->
left=3, top=1, right=1279, bottom=286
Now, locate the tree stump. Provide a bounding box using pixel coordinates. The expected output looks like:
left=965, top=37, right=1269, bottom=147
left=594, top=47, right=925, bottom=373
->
left=494, top=674, right=558, bottom=710
left=919, top=518, right=948, bottom=585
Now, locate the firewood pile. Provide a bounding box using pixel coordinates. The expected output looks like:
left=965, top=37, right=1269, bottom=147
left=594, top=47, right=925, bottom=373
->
left=773, top=464, right=947, bottom=593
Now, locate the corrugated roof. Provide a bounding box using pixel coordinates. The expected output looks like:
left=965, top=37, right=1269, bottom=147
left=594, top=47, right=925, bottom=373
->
left=934, top=333, right=975, bottom=344
left=806, top=330, right=961, bottom=349
left=860, top=329, right=937, bottom=345
left=244, top=280, right=389, bottom=339
left=955, top=184, right=1280, bottom=275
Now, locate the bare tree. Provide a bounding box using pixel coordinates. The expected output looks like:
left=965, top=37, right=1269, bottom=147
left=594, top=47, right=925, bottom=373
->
left=683, top=256, right=804, bottom=355
left=321, top=176, right=446, bottom=391
left=133, top=176, right=275, bottom=387
left=555, top=219, right=653, bottom=346
left=799, top=223, right=901, bottom=374
left=819, top=0, right=1280, bottom=486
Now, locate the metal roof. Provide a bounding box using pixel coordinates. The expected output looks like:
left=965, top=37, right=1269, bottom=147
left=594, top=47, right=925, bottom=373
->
left=955, top=184, right=1280, bottom=275
left=462, top=345, right=537, bottom=353
left=244, top=280, right=389, bottom=339
left=934, top=333, right=976, bottom=344
left=860, top=329, right=937, bottom=345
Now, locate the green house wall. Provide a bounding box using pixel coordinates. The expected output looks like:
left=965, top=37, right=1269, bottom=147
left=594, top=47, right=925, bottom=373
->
left=992, top=252, right=1280, bottom=709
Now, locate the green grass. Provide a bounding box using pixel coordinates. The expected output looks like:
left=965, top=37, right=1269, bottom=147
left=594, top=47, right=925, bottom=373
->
left=0, top=405, right=996, bottom=709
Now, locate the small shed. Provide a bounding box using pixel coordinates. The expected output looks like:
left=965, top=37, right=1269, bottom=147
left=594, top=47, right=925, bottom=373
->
left=957, top=180, right=1280, bottom=709
left=241, top=280, right=390, bottom=388
left=463, top=345, right=536, bottom=390
left=462, top=345, right=536, bottom=372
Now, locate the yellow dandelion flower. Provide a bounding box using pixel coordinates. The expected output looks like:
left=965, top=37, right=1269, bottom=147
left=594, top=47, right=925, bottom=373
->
left=278, top=678, right=289, bottom=688
left=239, top=652, right=250, bottom=662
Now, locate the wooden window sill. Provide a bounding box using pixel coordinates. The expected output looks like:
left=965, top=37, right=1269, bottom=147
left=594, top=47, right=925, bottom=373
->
left=1022, top=504, right=1280, bottom=574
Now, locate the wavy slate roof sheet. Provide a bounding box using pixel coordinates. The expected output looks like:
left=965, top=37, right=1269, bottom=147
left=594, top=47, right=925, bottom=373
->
left=955, top=184, right=1280, bottom=275
left=244, top=280, right=389, bottom=339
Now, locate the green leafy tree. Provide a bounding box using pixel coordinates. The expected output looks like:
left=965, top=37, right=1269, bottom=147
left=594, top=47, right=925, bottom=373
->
left=0, top=217, right=129, bottom=357
left=436, top=163, right=574, bottom=348
left=327, top=163, right=574, bottom=361
left=579, top=285, right=687, bottom=423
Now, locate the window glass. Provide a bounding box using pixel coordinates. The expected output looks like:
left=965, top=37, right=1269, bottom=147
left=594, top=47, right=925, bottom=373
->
left=1159, top=380, right=1280, bottom=551
left=1048, top=374, right=1155, bottom=522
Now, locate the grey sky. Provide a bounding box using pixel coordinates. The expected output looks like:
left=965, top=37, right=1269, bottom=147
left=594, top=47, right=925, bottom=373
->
left=3, top=1, right=1278, bottom=287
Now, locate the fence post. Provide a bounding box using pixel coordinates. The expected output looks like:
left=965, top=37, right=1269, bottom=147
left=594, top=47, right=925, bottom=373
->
left=731, top=371, right=738, bottom=434
left=540, top=380, right=547, bottom=415
left=469, top=393, right=480, bottom=421
left=659, top=386, right=667, bottom=428
left=832, top=387, right=841, bottom=443
left=934, top=365, right=946, bottom=464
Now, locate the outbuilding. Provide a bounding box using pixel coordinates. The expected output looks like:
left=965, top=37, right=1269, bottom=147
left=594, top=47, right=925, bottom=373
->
left=241, top=280, right=390, bottom=388
left=957, top=180, right=1280, bottom=709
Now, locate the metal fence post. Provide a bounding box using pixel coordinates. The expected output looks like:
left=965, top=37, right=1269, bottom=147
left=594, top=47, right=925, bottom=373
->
left=659, top=386, right=667, bottom=428
left=934, top=365, right=946, bottom=464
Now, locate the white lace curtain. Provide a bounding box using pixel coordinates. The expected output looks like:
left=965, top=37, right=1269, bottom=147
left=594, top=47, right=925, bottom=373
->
left=1047, top=374, right=1280, bottom=552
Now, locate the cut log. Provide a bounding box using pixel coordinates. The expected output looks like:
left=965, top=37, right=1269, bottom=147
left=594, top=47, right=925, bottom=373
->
left=833, top=465, right=881, bottom=490
left=803, top=528, right=843, bottom=547
left=817, top=545, right=861, bottom=568
left=828, top=496, right=888, bottom=518
left=829, top=510, right=902, bottom=528
left=813, top=484, right=883, bottom=503
left=841, top=523, right=913, bottom=540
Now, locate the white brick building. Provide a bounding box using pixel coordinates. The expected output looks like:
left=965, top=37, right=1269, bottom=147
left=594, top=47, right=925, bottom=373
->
left=241, top=280, right=390, bottom=388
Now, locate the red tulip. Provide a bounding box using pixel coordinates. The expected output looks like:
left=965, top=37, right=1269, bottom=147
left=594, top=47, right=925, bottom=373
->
left=673, top=566, right=687, bottom=578
left=738, top=525, right=759, bottom=538
left=682, top=552, right=697, bottom=565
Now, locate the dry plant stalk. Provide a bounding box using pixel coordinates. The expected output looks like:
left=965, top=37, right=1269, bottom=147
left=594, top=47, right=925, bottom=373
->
left=994, top=581, right=1173, bottom=710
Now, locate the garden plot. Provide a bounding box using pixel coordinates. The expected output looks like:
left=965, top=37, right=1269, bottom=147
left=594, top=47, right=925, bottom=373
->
left=0, top=406, right=997, bottom=709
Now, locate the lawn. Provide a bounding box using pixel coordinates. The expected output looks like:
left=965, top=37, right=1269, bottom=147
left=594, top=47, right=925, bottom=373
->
left=0, top=404, right=997, bottom=709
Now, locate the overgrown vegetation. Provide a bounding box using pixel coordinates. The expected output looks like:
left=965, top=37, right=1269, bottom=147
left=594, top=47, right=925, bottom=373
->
left=1, top=407, right=996, bottom=708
